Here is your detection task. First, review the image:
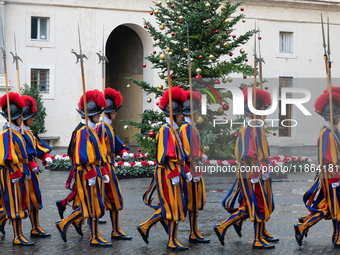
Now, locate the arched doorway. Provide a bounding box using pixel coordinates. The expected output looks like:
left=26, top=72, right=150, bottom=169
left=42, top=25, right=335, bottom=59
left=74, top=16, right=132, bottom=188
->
left=106, top=25, right=144, bottom=146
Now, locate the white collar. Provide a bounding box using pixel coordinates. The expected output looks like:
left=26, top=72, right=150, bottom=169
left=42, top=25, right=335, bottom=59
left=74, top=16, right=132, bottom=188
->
left=23, top=124, right=30, bottom=131
left=104, top=116, right=112, bottom=125
left=81, top=118, right=96, bottom=130
left=184, top=116, right=196, bottom=126
left=325, top=121, right=331, bottom=128
left=11, top=123, right=21, bottom=132
left=166, top=117, right=178, bottom=130
left=88, top=120, right=97, bottom=130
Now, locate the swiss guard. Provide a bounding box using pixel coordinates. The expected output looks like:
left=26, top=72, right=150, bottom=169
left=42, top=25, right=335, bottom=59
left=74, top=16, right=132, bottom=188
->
left=55, top=117, right=84, bottom=221
left=55, top=107, right=96, bottom=237
left=96, top=87, right=132, bottom=240
left=21, top=95, right=52, bottom=238
left=0, top=92, right=33, bottom=246
left=214, top=87, right=278, bottom=249
left=55, top=102, right=107, bottom=236
left=179, top=90, right=209, bottom=243
left=294, top=91, right=340, bottom=248
left=295, top=87, right=340, bottom=243
left=137, top=86, right=192, bottom=251
left=56, top=89, right=111, bottom=247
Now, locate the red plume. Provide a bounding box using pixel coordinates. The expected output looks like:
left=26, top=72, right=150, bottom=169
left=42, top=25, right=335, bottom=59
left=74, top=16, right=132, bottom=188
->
left=315, top=92, right=340, bottom=113
left=323, top=86, right=340, bottom=95
left=78, top=89, right=107, bottom=109
left=184, top=90, right=201, bottom=104
left=242, top=86, right=271, bottom=106
left=0, top=92, right=25, bottom=109
left=104, top=88, right=123, bottom=107
left=158, top=86, right=187, bottom=110
left=21, top=95, right=37, bottom=113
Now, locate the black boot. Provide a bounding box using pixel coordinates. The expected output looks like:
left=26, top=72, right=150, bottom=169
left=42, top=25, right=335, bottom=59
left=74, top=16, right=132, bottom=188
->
left=98, top=218, right=106, bottom=224
left=90, top=242, right=112, bottom=247
left=298, top=217, right=304, bottom=223
left=265, top=236, right=279, bottom=243
left=213, top=226, right=225, bottom=246
left=56, top=200, right=66, bottom=219
left=233, top=223, right=242, bottom=238
left=167, top=246, right=189, bottom=251
left=55, top=222, right=67, bottom=243
left=294, top=224, right=303, bottom=246
left=253, top=243, right=275, bottom=249
left=160, top=220, right=169, bottom=234
left=136, top=226, right=149, bottom=244
left=111, top=235, right=132, bottom=240
left=189, top=237, right=210, bottom=243
left=13, top=241, right=35, bottom=246
left=72, top=222, right=83, bottom=236
left=0, top=225, right=5, bottom=235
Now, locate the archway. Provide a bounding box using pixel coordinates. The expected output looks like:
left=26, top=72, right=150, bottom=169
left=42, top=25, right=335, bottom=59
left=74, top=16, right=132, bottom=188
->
left=106, top=25, right=144, bottom=146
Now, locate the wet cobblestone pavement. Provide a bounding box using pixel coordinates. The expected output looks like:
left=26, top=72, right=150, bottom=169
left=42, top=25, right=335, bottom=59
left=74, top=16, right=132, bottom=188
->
left=2, top=146, right=338, bottom=255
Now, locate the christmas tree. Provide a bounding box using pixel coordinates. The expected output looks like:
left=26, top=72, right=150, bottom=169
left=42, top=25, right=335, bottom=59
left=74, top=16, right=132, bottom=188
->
left=22, top=84, right=47, bottom=134
left=124, top=0, right=256, bottom=159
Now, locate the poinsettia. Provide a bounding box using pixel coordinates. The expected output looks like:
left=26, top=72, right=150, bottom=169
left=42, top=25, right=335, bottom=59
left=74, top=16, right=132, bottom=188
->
left=50, top=154, right=72, bottom=169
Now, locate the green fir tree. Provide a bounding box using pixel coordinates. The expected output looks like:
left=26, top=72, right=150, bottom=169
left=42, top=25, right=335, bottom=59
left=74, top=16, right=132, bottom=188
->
left=21, top=84, right=47, bottom=134
left=124, top=0, right=256, bottom=159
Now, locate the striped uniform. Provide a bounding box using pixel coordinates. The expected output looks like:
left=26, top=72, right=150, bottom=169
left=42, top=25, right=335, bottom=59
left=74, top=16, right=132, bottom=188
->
left=61, top=122, right=84, bottom=208
left=179, top=121, right=206, bottom=240
left=0, top=126, right=32, bottom=244
left=56, top=125, right=108, bottom=245
left=297, top=124, right=340, bottom=244
left=97, top=121, right=129, bottom=238
left=22, top=128, right=51, bottom=236
left=215, top=122, right=275, bottom=248
left=139, top=122, right=189, bottom=249
left=296, top=124, right=339, bottom=240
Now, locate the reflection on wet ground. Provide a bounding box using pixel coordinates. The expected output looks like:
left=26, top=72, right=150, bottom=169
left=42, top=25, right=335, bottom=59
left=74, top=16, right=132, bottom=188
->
left=2, top=146, right=334, bottom=255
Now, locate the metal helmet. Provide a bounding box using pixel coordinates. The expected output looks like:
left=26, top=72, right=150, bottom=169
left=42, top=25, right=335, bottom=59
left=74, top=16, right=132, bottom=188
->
left=0, top=92, right=25, bottom=121
left=162, top=100, right=184, bottom=115
left=76, top=89, right=107, bottom=117
left=315, top=92, right=340, bottom=118
left=182, top=90, right=201, bottom=116
left=104, top=88, right=123, bottom=113
left=157, top=86, right=187, bottom=115
left=22, top=95, right=37, bottom=120
left=243, top=87, right=271, bottom=116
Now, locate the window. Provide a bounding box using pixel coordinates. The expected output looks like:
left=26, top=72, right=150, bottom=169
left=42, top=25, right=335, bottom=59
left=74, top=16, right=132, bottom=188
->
left=27, top=64, right=54, bottom=99
left=26, top=13, right=54, bottom=48
left=31, top=69, right=50, bottom=93
left=279, top=32, right=293, bottom=53
left=278, top=77, right=293, bottom=137
left=31, top=17, right=49, bottom=41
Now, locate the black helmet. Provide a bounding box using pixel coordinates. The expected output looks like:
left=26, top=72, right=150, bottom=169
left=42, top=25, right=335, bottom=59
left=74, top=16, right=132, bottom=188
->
left=244, top=100, right=271, bottom=116
left=105, top=97, right=122, bottom=113
left=76, top=100, right=105, bottom=117
left=162, top=100, right=184, bottom=115
left=315, top=92, right=340, bottom=118
left=0, top=92, right=25, bottom=121
left=243, top=87, right=271, bottom=116
left=76, top=89, right=107, bottom=118
left=157, top=86, right=187, bottom=116
left=22, top=95, right=37, bottom=120
left=182, top=99, right=200, bottom=116
left=104, top=88, right=123, bottom=113
left=1, top=103, right=24, bottom=121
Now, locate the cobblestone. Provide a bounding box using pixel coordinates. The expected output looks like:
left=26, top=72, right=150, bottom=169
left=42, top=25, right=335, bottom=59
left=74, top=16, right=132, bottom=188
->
left=1, top=146, right=335, bottom=255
